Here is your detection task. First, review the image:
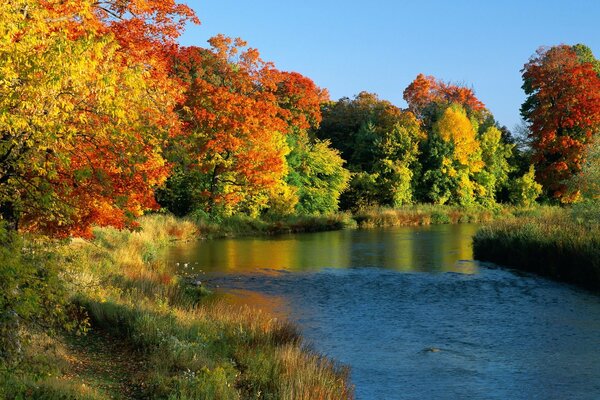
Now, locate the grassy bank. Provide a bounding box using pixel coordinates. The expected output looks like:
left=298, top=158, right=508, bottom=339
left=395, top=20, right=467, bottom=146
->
left=192, top=212, right=357, bottom=239
left=473, top=207, right=600, bottom=290
left=191, top=204, right=515, bottom=240
left=352, top=204, right=508, bottom=228
left=0, top=215, right=353, bottom=399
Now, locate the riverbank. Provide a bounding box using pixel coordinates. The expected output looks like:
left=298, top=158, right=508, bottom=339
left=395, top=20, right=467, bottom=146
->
left=0, top=215, right=353, bottom=399
left=473, top=207, right=600, bottom=290
left=191, top=204, right=514, bottom=239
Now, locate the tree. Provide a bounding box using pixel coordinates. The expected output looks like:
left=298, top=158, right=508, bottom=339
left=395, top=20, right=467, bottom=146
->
left=167, top=42, right=289, bottom=216
left=317, top=92, right=424, bottom=209
left=420, top=105, right=484, bottom=205
left=0, top=0, right=196, bottom=236
left=475, top=126, right=514, bottom=204
left=371, top=113, right=424, bottom=206
left=403, top=74, right=488, bottom=127
left=521, top=44, right=600, bottom=202
left=509, top=165, right=542, bottom=207
left=285, top=134, right=350, bottom=215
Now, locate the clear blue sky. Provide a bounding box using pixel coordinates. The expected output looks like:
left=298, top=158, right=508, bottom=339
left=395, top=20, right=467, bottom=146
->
left=178, top=0, right=600, bottom=131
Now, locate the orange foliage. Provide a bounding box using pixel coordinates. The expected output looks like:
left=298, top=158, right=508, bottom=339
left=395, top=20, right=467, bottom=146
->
left=3, top=0, right=198, bottom=237
left=171, top=38, right=326, bottom=213
left=403, top=73, right=486, bottom=119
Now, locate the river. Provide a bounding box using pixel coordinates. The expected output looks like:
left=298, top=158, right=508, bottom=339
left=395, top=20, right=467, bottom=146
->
left=167, top=224, right=600, bottom=399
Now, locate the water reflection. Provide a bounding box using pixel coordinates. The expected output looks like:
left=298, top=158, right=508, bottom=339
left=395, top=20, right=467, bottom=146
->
left=167, top=224, right=600, bottom=399
left=167, top=224, right=479, bottom=275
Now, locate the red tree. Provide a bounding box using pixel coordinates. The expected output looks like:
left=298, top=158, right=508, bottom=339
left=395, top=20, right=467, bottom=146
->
left=521, top=45, right=600, bottom=201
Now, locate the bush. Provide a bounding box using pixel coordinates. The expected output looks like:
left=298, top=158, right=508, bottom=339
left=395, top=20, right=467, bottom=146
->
left=0, top=227, right=79, bottom=363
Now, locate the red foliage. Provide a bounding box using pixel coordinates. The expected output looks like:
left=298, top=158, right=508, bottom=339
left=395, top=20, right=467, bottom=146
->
left=522, top=45, right=600, bottom=199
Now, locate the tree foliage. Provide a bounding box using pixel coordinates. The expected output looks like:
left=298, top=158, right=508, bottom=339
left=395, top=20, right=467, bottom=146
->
left=285, top=134, right=350, bottom=215
left=0, top=0, right=197, bottom=236
left=521, top=44, right=600, bottom=202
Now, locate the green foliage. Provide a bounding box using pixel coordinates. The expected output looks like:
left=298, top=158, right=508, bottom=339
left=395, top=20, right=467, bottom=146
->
left=156, top=166, right=208, bottom=217
left=419, top=134, right=455, bottom=205
left=509, top=165, right=542, bottom=207
left=475, top=126, right=514, bottom=205
left=285, top=133, right=350, bottom=215
left=0, top=227, right=77, bottom=363
left=340, top=172, right=380, bottom=210
left=570, top=138, right=600, bottom=223
left=573, top=43, right=600, bottom=76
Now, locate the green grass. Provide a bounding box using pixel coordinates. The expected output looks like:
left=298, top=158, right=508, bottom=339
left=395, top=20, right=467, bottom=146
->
left=473, top=206, right=600, bottom=290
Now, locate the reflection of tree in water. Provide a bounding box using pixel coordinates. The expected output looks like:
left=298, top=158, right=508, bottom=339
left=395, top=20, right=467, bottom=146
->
left=168, top=225, right=480, bottom=274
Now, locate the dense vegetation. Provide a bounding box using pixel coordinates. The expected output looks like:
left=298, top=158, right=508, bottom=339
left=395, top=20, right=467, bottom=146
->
left=2, top=0, right=600, bottom=397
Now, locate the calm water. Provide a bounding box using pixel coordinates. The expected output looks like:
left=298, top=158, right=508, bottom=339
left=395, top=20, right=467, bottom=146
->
left=167, top=225, right=600, bottom=399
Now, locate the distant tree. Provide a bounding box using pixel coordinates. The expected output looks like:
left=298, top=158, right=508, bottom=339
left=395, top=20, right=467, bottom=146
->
left=317, top=92, right=424, bottom=209
left=475, top=126, right=514, bottom=205
left=420, top=105, right=484, bottom=205
left=521, top=44, right=600, bottom=202
left=403, top=74, right=489, bottom=129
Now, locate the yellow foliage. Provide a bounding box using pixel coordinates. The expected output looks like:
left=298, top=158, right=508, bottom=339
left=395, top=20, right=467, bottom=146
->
left=436, top=105, right=484, bottom=172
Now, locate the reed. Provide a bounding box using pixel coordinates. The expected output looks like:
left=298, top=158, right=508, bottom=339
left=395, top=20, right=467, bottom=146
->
left=473, top=207, right=600, bottom=290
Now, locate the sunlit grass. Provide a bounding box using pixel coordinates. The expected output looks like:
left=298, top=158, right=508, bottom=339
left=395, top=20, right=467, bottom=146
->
left=2, top=213, right=353, bottom=399
left=353, top=204, right=507, bottom=228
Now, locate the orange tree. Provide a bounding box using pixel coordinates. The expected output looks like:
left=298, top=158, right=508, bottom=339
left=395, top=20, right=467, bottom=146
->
left=162, top=38, right=291, bottom=217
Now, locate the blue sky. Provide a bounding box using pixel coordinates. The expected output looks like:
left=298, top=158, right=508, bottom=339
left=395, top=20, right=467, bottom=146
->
left=178, top=0, right=600, bottom=131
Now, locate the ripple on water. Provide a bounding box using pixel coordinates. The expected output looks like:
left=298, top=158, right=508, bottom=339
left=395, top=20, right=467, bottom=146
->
left=212, top=265, right=600, bottom=400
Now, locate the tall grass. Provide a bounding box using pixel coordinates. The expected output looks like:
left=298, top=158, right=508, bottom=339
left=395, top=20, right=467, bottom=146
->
left=2, top=214, right=354, bottom=399
left=353, top=204, right=506, bottom=228
left=473, top=207, right=600, bottom=290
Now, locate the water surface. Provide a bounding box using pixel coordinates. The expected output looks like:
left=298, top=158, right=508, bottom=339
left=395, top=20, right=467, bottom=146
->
left=168, top=225, right=600, bottom=399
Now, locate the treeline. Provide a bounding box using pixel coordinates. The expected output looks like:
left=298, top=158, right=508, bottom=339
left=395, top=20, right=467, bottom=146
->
left=1, top=1, right=600, bottom=239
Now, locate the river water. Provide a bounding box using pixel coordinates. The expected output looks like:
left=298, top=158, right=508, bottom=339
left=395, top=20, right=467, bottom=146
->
left=168, top=224, right=600, bottom=399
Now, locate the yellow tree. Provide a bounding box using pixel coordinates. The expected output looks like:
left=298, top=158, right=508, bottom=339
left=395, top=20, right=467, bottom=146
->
left=0, top=0, right=195, bottom=236
left=422, top=104, right=484, bottom=205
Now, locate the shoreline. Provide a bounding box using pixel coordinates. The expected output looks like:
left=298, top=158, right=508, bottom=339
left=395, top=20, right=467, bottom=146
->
left=473, top=209, right=600, bottom=291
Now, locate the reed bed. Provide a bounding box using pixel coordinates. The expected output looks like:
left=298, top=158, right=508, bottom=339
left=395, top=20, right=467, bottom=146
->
left=473, top=207, right=600, bottom=290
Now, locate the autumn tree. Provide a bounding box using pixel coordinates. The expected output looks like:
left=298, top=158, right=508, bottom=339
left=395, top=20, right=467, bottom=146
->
left=0, top=0, right=196, bottom=236
left=420, top=105, right=484, bottom=205
left=160, top=36, right=339, bottom=218
left=403, top=74, right=489, bottom=129
left=162, top=41, right=289, bottom=217
left=521, top=44, right=600, bottom=202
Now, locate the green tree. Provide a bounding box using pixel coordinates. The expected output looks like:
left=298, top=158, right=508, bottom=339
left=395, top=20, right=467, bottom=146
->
left=285, top=134, right=350, bottom=214
left=509, top=165, right=542, bottom=207
left=475, top=126, right=514, bottom=205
